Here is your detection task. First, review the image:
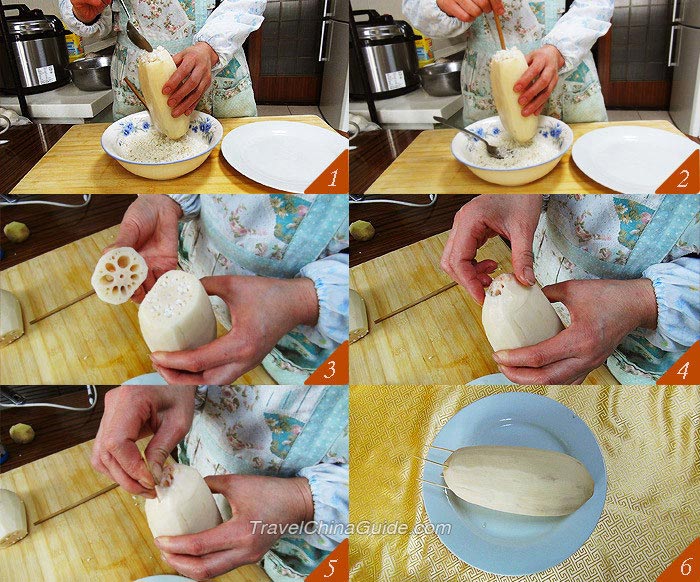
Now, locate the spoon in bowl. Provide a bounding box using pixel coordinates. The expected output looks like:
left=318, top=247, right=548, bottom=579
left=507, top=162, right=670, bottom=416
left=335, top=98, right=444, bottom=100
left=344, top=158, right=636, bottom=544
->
left=434, top=116, right=508, bottom=160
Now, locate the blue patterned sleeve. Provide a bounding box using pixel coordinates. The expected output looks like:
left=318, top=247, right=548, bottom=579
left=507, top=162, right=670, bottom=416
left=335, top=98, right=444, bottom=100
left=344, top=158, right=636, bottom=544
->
left=195, top=0, right=266, bottom=75
left=58, top=0, right=113, bottom=39
left=402, top=0, right=472, bottom=37
left=542, top=0, right=614, bottom=75
left=297, top=254, right=349, bottom=346
left=641, top=257, right=700, bottom=352
left=168, top=195, right=201, bottom=218
left=297, top=462, right=348, bottom=547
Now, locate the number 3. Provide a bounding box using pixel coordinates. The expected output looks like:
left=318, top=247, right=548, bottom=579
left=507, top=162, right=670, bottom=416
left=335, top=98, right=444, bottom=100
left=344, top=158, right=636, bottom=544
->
left=324, top=360, right=336, bottom=379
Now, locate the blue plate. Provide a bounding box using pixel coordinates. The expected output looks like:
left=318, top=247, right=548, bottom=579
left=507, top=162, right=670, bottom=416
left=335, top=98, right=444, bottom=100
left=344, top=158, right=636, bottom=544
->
left=421, top=392, right=606, bottom=576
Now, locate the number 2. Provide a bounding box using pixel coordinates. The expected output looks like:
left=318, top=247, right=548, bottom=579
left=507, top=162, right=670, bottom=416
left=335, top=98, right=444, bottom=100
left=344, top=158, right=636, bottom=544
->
left=324, top=558, right=338, bottom=577
left=678, top=169, right=690, bottom=188
left=677, top=361, right=690, bottom=380
left=324, top=360, right=336, bottom=379
left=329, top=169, right=338, bottom=188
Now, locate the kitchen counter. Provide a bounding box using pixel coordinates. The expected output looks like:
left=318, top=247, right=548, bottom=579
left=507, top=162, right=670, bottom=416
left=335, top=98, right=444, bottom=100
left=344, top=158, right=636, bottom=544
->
left=0, top=83, right=113, bottom=123
left=352, top=120, right=698, bottom=194
left=349, top=87, right=462, bottom=129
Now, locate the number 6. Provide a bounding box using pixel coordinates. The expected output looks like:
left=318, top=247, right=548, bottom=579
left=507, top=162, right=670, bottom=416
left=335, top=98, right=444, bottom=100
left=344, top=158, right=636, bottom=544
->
left=682, top=557, right=693, bottom=576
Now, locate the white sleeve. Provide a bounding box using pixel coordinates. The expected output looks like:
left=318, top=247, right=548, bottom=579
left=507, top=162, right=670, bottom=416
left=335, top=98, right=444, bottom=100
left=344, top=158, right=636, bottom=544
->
left=194, top=0, right=266, bottom=75
left=402, top=0, right=471, bottom=38
left=542, top=0, right=614, bottom=75
left=58, top=0, right=113, bottom=40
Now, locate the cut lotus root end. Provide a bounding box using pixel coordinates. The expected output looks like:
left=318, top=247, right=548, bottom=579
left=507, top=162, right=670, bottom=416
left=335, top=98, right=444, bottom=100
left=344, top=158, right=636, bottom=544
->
left=91, top=247, right=148, bottom=305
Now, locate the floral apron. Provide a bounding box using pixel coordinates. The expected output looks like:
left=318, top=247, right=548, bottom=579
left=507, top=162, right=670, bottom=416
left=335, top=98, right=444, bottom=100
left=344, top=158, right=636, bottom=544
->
left=112, top=0, right=256, bottom=120
left=534, top=195, right=699, bottom=384
left=179, top=385, right=349, bottom=581
left=178, top=195, right=349, bottom=384
left=461, top=0, right=606, bottom=125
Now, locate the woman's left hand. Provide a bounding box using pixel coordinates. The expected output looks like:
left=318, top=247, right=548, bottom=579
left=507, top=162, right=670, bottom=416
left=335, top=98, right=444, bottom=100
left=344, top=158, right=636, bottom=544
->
left=156, top=474, right=314, bottom=580
left=493, top=278, right=658, bottom=384
left=163, top=42, right=219, bottom=118
left=150, top=275, right=319, bottom=384
left=516, top=45, right=565, bottom=117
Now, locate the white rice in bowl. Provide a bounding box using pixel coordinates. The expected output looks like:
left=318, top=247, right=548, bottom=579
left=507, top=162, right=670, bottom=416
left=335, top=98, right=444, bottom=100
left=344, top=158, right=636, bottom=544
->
left=121, top=131, right=207, bottom=163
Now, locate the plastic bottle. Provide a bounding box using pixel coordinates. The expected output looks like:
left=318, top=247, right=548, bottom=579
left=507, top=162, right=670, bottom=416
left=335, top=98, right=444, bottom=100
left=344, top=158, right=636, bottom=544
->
left=413, top=27, right=435, bottom=67
left=63, top=24, right=85, bottom=62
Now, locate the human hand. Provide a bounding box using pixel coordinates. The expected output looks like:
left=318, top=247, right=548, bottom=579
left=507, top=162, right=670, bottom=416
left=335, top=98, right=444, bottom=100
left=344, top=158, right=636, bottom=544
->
left=163, top=43, right=219, bottom=118
left=441, top=195, right=543, bottom=304
left=70, top=0, right=108, bottom=24
left=493, top=278, right=658, bottom=384
left=516, top=45, right=565, bottom=116
left=103, top=195, right=182, bottom=302
left=155, top=474, right=314, bottom=580
left=91, top=386, right=196, bottom=497
left=150, top=275, right=319, bottom=383
left=436, top=0, right=504, bottom=22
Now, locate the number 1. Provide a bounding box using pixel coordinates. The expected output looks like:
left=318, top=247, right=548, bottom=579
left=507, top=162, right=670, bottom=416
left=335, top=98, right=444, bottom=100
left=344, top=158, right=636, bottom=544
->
left=329, top=169, right=338, bottom=187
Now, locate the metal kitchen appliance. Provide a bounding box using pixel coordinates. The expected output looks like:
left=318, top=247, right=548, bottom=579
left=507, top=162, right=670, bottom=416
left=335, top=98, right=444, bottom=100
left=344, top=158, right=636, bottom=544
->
left=349, top=9, right=420, bottom=100
left=669, top=0, right=700, bottom=137
left=0, top=3, right=70, bottom=95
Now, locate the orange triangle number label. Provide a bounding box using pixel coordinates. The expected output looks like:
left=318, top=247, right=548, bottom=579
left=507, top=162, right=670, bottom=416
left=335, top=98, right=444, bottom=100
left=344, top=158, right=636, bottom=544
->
left=658, top=537, right=700, bottom=582
left=305, top=149, right=349, bottom=194
left=306, top=538, right=349, bottom=581
left=656, top=149, right=700, bottom=193
left=657, top=341, right=700, bottom=385
left=305, top=341, right=349, bottom=385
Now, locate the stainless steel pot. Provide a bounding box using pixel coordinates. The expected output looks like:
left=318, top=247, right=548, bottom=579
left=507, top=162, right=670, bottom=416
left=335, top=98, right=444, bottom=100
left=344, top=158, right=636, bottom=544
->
left=68, top=55, right=112, bottom=91
left=0, top=4, right=70, bottom=95
left=350, top=10, right=420, bottom=100
left=419, top=60, right=462, bottom=97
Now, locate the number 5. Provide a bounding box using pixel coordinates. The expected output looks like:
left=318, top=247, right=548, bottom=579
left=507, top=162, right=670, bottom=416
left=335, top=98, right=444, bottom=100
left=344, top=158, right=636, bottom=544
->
left=324, top=558, right=338, bottom=577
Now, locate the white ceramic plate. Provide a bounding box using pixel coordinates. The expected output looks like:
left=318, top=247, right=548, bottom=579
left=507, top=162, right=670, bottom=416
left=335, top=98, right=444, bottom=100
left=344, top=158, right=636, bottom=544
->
left=572, top=126, right=699, bottom=193
left=466, top=373, right=516, bottom=385
left=134, top=576, right=194, bottom=582
left=221, top=120, right=347, bottom=193
left=122, top=373, right=167, bottom=385
left=422, top=392, right=606, bottom=576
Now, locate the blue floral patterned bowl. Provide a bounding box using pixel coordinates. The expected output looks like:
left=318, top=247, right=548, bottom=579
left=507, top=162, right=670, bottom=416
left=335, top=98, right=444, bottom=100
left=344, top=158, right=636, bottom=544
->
left=101, top=110, right=223, bottom=180
left=451, top=115, right=573, bottom=186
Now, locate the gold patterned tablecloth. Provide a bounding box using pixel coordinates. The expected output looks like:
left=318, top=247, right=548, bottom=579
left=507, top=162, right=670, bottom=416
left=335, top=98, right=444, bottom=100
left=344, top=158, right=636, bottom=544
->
left=349, top=386, right=700, bottom=581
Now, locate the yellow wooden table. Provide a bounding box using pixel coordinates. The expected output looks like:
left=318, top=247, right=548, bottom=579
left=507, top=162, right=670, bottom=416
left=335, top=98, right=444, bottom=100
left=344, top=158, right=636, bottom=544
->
left=0, top=226, right=274, bottom=384
left=11, top=115, right=339, bottom=194
left=349, top=231, right=616, bottom=385
left=349, top=385, right=700, bottom=581
left=366, top=120, right=687, bottom=194
left=0, top=439, right=271, bottom=582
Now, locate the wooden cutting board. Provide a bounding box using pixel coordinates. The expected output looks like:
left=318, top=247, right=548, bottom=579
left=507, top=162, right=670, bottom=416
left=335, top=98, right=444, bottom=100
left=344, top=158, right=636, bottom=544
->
left=349, top=232, right=617, bottom=385
left=0, top=439, right=271, bottom=582
left=366, top=120, right=687, bottom=194
left=0, top=226, right=274, bottom=385
left=11, top=115, right=340, bottom=195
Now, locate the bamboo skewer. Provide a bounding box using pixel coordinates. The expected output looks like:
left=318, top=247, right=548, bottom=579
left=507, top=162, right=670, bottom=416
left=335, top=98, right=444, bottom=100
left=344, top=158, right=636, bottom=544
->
left=29, top=289, right=96, bottom=325
left=374, top=282, right=458, bottom=324
left=419, top=478, right=447, bottom=490
left=33, top=483, right=119, bottom=525
left=123, top=77, right=148, bottom=109
left=493, top=13, right=506, bottom=50
left=429, top=444, right=455, bottom=453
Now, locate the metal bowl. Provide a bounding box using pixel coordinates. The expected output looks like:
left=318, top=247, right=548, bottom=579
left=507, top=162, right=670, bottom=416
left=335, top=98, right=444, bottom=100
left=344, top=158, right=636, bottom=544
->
left=418, top=60, right=461, bottom=97
left=67, top=55, right=112, bottom=91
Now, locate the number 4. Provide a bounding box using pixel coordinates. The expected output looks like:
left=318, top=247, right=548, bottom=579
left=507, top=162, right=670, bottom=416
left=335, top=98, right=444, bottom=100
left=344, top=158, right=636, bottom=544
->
left=677, top=361, right=690, bottom=380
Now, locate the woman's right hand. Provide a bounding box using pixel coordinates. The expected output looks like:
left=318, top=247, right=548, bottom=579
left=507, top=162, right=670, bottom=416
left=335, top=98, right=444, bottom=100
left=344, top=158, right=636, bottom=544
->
left=71, top=0, right=109, bottom=25
left=437, top=0, right=505, bottom=22
left=441, top=194, right=543, bottom=303
left=91, top=386, right=196, bottom=498
left=103, top=195, right=183, bottom=302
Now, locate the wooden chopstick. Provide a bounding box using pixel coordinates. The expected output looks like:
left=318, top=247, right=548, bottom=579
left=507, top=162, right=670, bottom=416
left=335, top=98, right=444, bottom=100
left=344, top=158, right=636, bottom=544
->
left=33, top=483, right=119, bottom=525
left=123, top=77, right=148, bottom=109
left=373, top=282, right=458, bottom=324
left=493, top=13, right=506, bottom=50
left=29, top=289, right=96, bottom=325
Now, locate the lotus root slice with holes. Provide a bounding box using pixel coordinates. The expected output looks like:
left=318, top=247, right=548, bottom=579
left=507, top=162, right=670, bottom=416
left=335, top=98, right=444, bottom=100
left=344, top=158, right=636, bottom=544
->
left=91, top=247, right=148, bottom=304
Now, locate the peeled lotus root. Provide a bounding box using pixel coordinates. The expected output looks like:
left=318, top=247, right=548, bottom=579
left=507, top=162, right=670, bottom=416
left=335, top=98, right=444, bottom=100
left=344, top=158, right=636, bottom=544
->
left=350, top=220, right=375, bottom=241
left=91, top=247, right=148, bottom=305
